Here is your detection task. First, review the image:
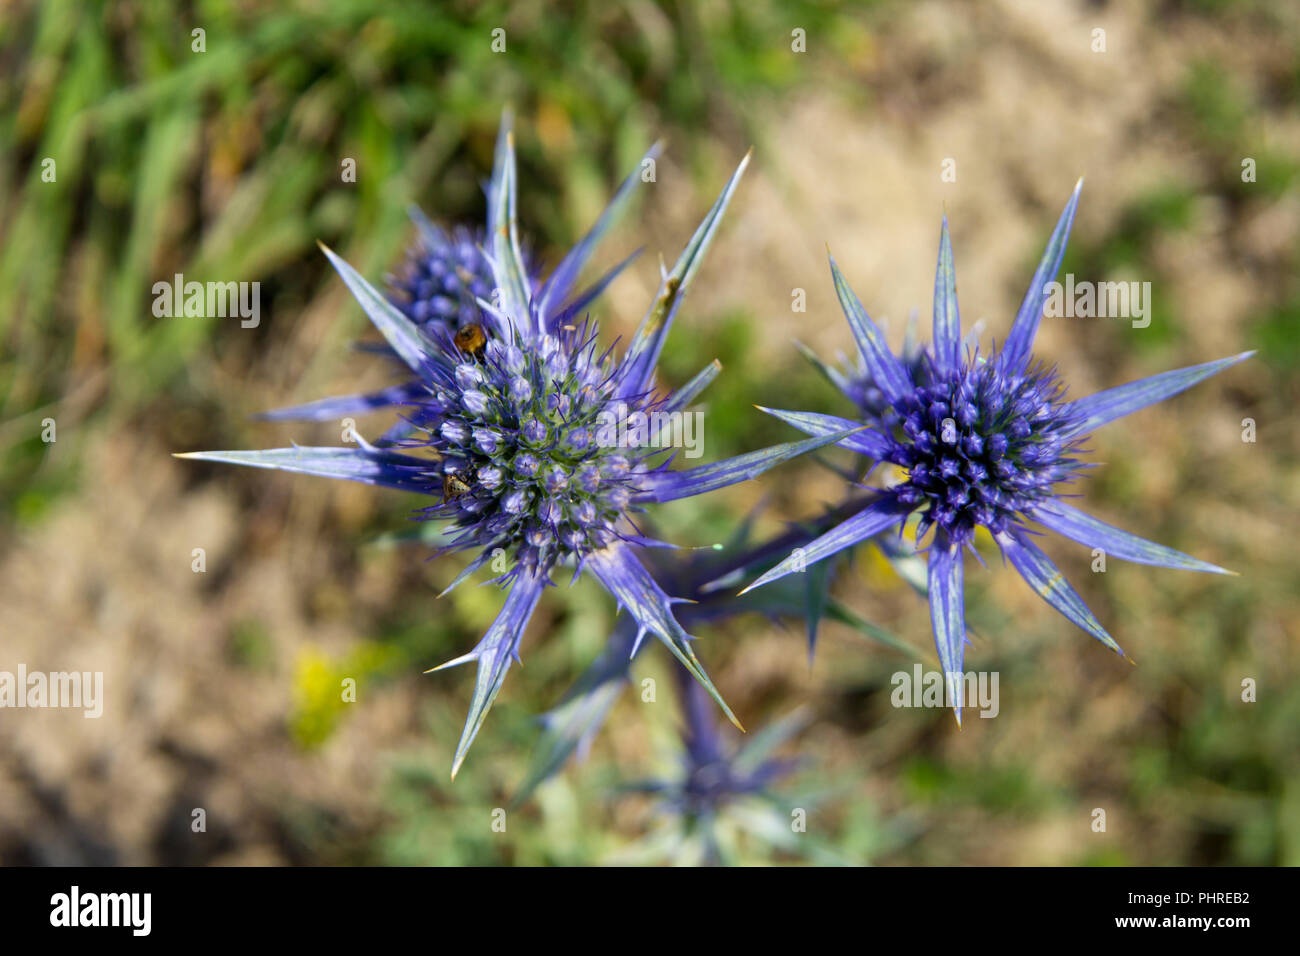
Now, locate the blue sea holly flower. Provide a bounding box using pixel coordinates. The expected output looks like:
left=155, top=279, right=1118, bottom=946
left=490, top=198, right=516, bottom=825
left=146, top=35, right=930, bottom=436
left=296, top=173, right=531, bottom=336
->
left=796, top=308, right=983, bottom=436
left=613, top=663, right=877, bottom=865
left=179, top=131, right=854, bottom=776
left=514, top=505, right=908, bottom=803
left=252, top=113, right=637, bottom=430
left=619, top=667, right=805, bottom=864
left=744, top=181, right=1252, bottom=721
left=387, top=217, right=499, bottom=338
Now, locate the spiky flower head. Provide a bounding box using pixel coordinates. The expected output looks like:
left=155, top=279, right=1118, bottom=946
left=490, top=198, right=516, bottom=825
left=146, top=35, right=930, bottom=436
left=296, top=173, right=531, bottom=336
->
left=387, top=218, right=498, bottom=337
left=179, top=113, right=851, bottom=775
left=615, top=664, right=804, bottom=866
left=515, top=508, right=905, bottom=803
left=252, top=119, right=619, bottom=429
left=518, top=521, right=892, bottom=865
left=796, top=309, right=931, bottom=431
left=746, top=181, right=1251, bottom=720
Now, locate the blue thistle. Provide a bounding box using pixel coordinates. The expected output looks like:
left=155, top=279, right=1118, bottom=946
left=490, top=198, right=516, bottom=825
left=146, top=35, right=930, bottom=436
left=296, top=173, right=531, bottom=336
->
left=251, top=116, right=633, bottom=430
left=614, top=664, right=806, bottom=866
left=796, top=309, right=985, bottom=434
left=670, top=672, right=801, bottom=817
left=515, top=503, right=910, bottom=802
left=178, top=118, right=852, bottom=776
left=387, top=218, right=498, bottom=337
left=743, top=181, right=1252, bottom=721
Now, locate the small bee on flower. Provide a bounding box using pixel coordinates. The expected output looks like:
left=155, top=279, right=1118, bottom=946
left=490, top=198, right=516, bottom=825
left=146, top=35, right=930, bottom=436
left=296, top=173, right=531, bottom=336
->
left=453, top=322, right=488, bottom=359
left=442, top=469, right=474, bottom=502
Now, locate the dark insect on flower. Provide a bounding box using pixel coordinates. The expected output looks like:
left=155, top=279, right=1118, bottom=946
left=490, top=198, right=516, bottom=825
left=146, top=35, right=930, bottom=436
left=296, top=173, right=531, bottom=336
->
left=453, top=322, right=487, bottom=359
left=179, top=113, right=853, bottom=776
left=442, top=469, right=474, bottom=501
left=744, top=181, right=1251, bottom=722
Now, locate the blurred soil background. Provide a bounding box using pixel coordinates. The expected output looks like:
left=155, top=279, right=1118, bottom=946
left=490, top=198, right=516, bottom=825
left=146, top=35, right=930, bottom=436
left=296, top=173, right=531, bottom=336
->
left=0, top=0, right=1297, bottom=864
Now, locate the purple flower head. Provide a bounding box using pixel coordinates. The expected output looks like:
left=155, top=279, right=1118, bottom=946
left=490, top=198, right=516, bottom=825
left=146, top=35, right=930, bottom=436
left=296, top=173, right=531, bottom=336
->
left=660, top=666, right=802, bottom=821
left=387, top=220, right=498, bottom=338
left=745, top=181, right=1251, bottom=723
left=179, top=114, right=854, bottom=776
left=796, top=308, right=933, bottom=433
left=248, top=115, right=623, bottom=430
left=623, top=654, right=812, bottom=865
left=514, top=504, right=904, bottom=805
